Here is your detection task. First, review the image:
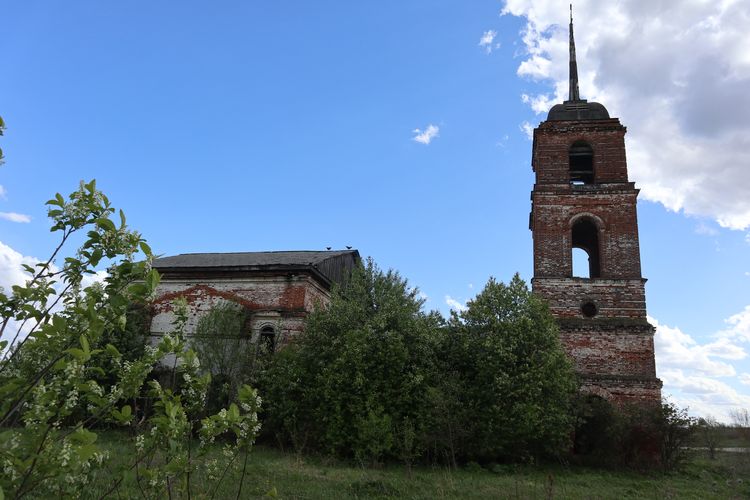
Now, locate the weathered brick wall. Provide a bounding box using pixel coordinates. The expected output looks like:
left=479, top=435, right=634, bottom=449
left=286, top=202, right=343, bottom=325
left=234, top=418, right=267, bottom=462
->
left=557, top=321, right=656, bottom=377
left=150, top=273, right=330, bottom=347
left=579, top=377, right=662, bottom=406
left=533, top=278, right=647, bottom=319
left=532, top=120, right=628, bottom=184
left=531, top=189, right=642, bottom=278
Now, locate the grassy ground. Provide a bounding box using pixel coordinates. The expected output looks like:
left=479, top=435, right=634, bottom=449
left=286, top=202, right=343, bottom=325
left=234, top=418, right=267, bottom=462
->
left=78, top=432, right=750, bottom=499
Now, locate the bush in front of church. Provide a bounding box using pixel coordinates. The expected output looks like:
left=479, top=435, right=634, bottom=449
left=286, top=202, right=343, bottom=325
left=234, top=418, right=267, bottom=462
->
left=262, top=265, right=578, bottom=465
left=429, top=274, right=578, bottom=463
left=260, top=258, right=442, bottom=465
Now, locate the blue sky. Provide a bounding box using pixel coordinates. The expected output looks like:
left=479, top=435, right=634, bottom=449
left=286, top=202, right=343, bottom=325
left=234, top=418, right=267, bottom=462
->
left=1, top=1, right=749, bottom=420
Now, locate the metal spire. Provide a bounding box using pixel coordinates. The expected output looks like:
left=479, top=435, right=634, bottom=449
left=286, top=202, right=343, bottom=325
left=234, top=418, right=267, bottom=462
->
left=568, top=4, right=581, bottom=101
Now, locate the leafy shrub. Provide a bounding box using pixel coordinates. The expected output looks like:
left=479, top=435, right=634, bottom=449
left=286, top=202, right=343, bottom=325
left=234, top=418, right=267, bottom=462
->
left=435, top=275, right=578, bottom=463
left=262, top=258, right=441, bottom=464
left=573, top=396, right=696, bottom=471
left=0, top=180, right=261, bottom=498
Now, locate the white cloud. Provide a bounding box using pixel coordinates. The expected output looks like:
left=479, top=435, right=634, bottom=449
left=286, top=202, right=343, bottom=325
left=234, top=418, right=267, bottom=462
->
left=0, top=185, right=6, bottom=200
left=652, top=316, right=744, bottom=378
left=651, top=311, right=750, bottom=421
left=503, top=0, right=750, bottom=230
left=0, top=212, right=31, bottom=223
left=717, top=305, right=750, bottom=343
left=81, top=270, right=109, bottom=290
left=659, top=368, right=750, bottom=422
left=695, top=222, right=718, bottom=236
left=412, top=124, right=440, bottom=145
left=444, top=295, right=467, bottom=312
left=478, top=30, right=499, bottom=54
left=521, top=92, right=555, bottom=115
left=0, top=240, right=41, bottom=294
left=519, top=121, right=534, bottom=140
left=0, top=241, right=45, bottom=348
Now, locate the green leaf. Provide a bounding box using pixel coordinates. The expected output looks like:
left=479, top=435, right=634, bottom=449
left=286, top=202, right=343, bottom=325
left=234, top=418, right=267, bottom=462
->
left=80, top=334, right=90, bottom=354
left=0, top=484, right=5, bottom=500
left=119, top=209, right=126, bottom=228
left=45, top=193, right=65, bottom=207
left=76, top=444, right=98, bottom=462
left=147, top=269, right=160, bottom=292
left=95, top=218, right=116, bottom=232
left=265, top=487, right=278, bottom=497
left=105, top=343, right=122, bottom=358
left=229, top=403, right=240, bottom=420
left=90, top=248, right=103, bottom=267
left=69, top=428, right=98, bottom=445
left=121, top=405, right=132, bottom=418
left=66, top=348, right=86, bottom=361
left=139, top=241, right=152, bottom=257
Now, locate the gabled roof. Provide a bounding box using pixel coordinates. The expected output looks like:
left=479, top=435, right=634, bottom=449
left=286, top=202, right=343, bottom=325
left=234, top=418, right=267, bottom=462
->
left=152, top=250, right=361, bottom=288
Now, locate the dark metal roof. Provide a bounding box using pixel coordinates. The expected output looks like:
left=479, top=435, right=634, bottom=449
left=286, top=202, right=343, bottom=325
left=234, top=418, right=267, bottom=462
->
left=153, top=250, right=361, bottom=288
left=547, top=100, right=610, bottom=121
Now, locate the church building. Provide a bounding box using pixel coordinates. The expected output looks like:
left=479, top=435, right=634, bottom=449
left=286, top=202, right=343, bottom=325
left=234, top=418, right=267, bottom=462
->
left=529, top=12, right=662, bottom=404
left=148, top=250, right=360, bottom=350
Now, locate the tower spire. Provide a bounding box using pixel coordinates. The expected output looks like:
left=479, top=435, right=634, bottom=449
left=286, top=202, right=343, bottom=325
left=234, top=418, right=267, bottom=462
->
left=568, top=4, right=581, bottom=101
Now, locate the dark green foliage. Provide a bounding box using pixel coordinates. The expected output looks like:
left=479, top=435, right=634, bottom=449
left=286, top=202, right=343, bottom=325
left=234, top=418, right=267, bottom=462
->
left=573, top=396, right=696, bottom=471
left=190, top=301, right=256, bottom=413
left=264, top=268, right=578, bottom=465
left=435, top=274, right=578, bottom=462
left=262, top=258, right=441, bottom=464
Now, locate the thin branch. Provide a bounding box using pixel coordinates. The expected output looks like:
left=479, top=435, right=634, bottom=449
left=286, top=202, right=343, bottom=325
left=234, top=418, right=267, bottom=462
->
left=235, top=448, right=249, bottom=500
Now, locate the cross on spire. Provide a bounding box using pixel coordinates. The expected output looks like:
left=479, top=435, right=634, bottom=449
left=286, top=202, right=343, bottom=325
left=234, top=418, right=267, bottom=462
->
left=568, top=4, right=581, bottom=101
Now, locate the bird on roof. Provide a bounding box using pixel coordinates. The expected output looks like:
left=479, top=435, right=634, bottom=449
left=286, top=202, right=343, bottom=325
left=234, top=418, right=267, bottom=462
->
left=346, top=246, right=352, bottom=249
left=326, top=247, right=331, bottom=250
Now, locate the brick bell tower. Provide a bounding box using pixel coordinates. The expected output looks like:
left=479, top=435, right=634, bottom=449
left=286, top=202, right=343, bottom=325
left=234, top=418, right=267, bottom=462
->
left=529, top=9, right=661, bottom=404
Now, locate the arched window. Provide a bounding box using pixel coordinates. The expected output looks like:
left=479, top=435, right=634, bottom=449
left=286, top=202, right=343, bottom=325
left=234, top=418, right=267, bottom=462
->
left=571, top=218, right=600, bottom=278
left=569, top=141, right=594, bottom=185
left=259, top=325, right=276, bottom=355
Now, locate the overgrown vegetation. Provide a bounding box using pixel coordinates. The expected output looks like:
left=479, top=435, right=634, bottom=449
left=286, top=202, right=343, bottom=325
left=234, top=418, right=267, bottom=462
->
left=261, top=259, right=442, bottom=465
left=87, top=435, right=750, bottom=499
left=261, top=262, right=578, bottom=466
left=0, top=180, right=261, bottom=498
left=190, top=301, right=260, bottom=414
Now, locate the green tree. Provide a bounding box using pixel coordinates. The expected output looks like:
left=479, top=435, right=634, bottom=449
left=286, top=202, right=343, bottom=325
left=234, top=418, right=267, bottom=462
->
left=441, top=274, right=577, bottom=462
left=262, top=258, right=441, bottom=464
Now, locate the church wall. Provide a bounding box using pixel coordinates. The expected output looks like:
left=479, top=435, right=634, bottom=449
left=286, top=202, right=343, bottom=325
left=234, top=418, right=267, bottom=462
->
left=532, top=121, right=628, bottom=184
left=532, top=190, right=642, bottom=279
left=557, top=324, right=657, bottom=378
left=532, top=277, right=647, bottom=319
left=149, top=273, right=330, bottom=348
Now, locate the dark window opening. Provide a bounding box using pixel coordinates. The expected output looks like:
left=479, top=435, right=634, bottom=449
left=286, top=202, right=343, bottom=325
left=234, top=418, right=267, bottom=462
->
left=581, top=301, right=598, bottom=318
left=259, top=325, right=276, bottom=355
left=569, top=141, right=594, bottom=185
left=572, top=218, right=601, bottom=278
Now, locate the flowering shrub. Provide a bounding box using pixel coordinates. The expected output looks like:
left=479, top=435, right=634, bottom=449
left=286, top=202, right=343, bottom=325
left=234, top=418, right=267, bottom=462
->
left=0, top=181, right=260, bottom=498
